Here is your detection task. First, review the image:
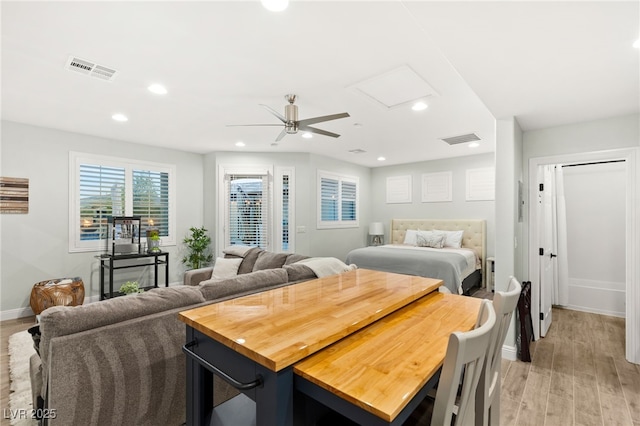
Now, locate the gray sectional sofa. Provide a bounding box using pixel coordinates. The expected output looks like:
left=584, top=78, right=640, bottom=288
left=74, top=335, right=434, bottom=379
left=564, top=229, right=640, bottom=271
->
left=30, top=247, right=327, bottom=425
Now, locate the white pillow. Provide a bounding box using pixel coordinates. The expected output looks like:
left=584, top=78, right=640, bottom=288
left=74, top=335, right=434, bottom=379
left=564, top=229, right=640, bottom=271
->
left=211, top=257, right=242, bottom=279
left=416, top=231, right=445, bottom=249
left=433, top=229, right=464, bottom=248
left=403, top=229, right=419, bottom=245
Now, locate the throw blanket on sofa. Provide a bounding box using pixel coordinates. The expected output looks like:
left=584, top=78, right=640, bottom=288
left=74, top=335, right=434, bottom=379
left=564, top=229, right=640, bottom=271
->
left=295, top=257, right=357, bottom=278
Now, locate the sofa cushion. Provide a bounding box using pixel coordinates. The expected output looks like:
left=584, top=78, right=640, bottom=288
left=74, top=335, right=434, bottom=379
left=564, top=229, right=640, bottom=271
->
left=199, top=269, right=288, bottom=301
left=283, top=264, right=317, bottom=282
left=238, top=247, right=262, bottom=274
left=284, top=253, right=310, bottom=265
left=39, top=286, right=205, bottom=370
left=222, top=245, right=255, bottom=257
left=252, top=251, right=289, bottom=271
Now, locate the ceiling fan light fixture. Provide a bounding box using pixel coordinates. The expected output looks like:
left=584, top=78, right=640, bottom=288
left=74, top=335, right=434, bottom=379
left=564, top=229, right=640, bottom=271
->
left=261, top=0, right=288, bottom=12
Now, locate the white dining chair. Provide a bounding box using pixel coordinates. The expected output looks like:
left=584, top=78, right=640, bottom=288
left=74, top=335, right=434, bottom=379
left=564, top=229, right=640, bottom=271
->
left=475, top=276, right=522, bottom=426
left=428, top=299, right=496, bottom=426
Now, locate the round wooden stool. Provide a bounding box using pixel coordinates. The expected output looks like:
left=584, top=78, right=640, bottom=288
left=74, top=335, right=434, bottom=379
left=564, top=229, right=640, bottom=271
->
left=30, top=277, right=85, bottom=315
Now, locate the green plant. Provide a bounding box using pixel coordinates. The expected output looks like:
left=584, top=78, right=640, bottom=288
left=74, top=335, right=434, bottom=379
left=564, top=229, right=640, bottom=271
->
left=119, top=281, right=143, bottom=295
left=182, top=226, right=213, bottom=269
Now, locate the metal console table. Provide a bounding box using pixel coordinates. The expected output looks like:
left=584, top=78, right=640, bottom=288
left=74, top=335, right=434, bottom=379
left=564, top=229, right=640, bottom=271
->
left=98, top=252, right=169, bottom=300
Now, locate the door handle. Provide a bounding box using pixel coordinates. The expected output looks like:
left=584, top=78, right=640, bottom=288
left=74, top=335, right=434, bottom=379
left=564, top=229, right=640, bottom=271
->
left=550, top=253, right=557, bottom=258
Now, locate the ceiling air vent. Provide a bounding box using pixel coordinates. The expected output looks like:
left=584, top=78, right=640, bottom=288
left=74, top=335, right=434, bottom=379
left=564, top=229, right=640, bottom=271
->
left=65, top=56, right=118, bottom=82
left=348, top=149, right=367, bottom=154
left=441, top=133, right=481, bottom=145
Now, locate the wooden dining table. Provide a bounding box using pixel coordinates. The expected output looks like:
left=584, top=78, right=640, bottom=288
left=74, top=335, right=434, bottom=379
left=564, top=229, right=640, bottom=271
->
left=178, top=268, right=479, bottom=426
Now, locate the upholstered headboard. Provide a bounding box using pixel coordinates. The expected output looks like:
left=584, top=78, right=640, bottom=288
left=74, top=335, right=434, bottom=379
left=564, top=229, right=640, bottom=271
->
left=390, top=219, right=486, bottom=282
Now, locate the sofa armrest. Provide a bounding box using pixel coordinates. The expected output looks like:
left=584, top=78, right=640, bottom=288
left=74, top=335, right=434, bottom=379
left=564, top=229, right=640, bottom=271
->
left=183, top=267, right=214, bottom=286
left=29, top=353, right=42, bottom=411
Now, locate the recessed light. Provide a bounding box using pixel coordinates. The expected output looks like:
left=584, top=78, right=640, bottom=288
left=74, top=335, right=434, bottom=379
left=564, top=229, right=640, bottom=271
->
left=411, top=101, right=428, bottom=111
left=261, top=0, right=288, bottom=12
left=634, top=39, right=640, bottom=49
left=235, top=141, right=245, bottom=147
left=468, top=142, right=480, bottom=148
left=148, top=83, right=168, bottom=95
left=377, top=156, right=386, bottom=161
left=302, top=132, right=313, bottom=139
left=112, top=113, right=128, bottom=122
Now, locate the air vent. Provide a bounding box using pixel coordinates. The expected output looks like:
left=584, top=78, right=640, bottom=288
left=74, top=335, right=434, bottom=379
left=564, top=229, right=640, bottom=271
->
left=441, top=133, right=481, bottom=145
left=65, top=56, right=118, bottom=82
left=348, top=149, right=367, bottom=154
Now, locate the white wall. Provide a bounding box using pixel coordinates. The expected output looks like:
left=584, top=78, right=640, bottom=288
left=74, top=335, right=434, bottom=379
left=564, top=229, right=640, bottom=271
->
left=563, top=162, right=626, bottom=316
left=203, top=151, right=371, bottom=262
left=0, top=121, right=204, bottom=315
left=370, top=153, right=495, bottom=255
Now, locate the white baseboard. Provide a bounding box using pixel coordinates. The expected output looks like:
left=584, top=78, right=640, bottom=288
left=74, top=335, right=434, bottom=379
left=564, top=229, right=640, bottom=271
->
left=502, top=344, right=517, bottom=361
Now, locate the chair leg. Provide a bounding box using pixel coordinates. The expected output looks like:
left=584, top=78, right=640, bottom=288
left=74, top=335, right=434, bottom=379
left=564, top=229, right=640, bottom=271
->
left=488, top=392, right=500, bottom=426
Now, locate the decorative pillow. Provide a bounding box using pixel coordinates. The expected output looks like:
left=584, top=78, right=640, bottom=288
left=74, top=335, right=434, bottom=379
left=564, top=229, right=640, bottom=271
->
left=283, top=264, right=317, bottom=282
left=237, top=247, right=263, bottom=274
left=416, top=232, right=445, bottom=249
left=403, top=229, right=419, bottom=245
left=433, top=229, right=464, bottom=248
left=222, top=245, right=255, bottom=258
left=211, top=257, right=242, bottom=279
left=199, top=269, right=289, bottom=301
left=252, top=251, right=289, bottom=271
left=284, top=253, right=310, bottom=265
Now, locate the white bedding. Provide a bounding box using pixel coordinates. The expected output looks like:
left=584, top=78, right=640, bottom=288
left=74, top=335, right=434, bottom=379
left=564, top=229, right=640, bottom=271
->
left=380, top=244, right=479, bottom=279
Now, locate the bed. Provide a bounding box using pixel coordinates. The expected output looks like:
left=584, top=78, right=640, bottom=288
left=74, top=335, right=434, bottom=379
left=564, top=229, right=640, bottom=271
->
left=345, top=219, right=486, bottom=294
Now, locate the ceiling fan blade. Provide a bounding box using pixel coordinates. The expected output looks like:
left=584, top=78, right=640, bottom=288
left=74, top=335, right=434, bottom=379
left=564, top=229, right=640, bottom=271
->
left=226, top=124, right=284, bottom=127
left=275, top=128, right=288, bottom=142
left=259, top=104, right=287, bottom=123
left=299, top=125, right=341, bottom=139
left=298, top=112, right=350, bottom=127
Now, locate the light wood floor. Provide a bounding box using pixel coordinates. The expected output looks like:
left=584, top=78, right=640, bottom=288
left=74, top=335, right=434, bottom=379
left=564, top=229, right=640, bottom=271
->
left=1, top=309, right=638, bottom=426
left=500, top=307, right=640, bottom=426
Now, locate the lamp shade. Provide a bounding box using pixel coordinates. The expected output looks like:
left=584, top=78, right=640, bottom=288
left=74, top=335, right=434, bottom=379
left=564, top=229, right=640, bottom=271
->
left=369, top=222, right=384, bottom=235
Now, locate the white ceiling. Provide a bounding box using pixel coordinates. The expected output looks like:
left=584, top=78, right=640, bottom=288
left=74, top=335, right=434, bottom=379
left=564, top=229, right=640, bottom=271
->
left=1, top=1, right=638, bottom=168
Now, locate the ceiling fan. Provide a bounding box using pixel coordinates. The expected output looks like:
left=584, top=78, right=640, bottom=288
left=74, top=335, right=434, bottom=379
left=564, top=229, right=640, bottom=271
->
left=227, top=94, right=350, bottom=142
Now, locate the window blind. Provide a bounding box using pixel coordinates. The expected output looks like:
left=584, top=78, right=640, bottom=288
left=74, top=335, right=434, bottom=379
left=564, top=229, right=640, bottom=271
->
left=132, top=169, right=170, bottom=236
left=79, top=164, right=125, bottom=241
left=226, top=173, right=270, bottom=249
left=320, top=177, right=339, bottom=221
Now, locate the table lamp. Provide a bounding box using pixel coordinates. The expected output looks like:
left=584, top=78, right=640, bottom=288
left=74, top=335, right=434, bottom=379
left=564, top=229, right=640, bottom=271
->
left=369, top=222, right=384, bottom=246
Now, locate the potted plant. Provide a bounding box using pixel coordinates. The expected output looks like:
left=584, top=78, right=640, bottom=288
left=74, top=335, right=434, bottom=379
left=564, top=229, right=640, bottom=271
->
left=119, top=281, right=143, bottom=295
left=182, top=226, right=213, bottom=269
left=148, top=233, right=161, bottom=253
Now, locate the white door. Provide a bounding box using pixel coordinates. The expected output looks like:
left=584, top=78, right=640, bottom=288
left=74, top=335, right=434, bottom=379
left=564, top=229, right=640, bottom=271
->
left=538, top=166, right=554, bottom=337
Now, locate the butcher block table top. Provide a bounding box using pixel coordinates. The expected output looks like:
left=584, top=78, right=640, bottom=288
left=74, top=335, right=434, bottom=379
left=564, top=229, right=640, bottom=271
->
left=294, top=292, right=482, bottom=423
left=178, top=268, right=442, bottom=372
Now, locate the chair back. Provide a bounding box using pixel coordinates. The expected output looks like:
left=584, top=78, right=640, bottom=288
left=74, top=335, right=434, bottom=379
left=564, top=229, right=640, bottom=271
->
left=475, top=276, right=522, bottom=426
left=431, top=300, right=496, bottom=426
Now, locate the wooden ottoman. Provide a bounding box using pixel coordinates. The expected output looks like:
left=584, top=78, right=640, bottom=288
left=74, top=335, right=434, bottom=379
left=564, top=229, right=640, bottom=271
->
left=30, top=278, right=85, bottom=315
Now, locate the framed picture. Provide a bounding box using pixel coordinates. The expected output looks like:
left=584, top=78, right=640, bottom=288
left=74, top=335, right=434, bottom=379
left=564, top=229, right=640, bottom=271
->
left=0, top=177, right=29, bottom=214
left=386, top=175, right=412, bottom=203
left=422, top=171, right=452, bottom=202
left=466, top=167, right=495, bottom=201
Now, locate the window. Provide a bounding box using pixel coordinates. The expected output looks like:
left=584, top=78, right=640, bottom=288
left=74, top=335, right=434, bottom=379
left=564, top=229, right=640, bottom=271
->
left=275, top=167, right=295, bottom=252
left=317, top=170, right=359, bottom=228
left=221, top=167, right=272, bottom=250
left=69, top=152, right=176, bottom=252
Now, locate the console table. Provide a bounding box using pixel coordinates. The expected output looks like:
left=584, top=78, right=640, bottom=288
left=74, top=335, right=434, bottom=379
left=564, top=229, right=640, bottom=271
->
left=98, top=252, right=169, bottom=300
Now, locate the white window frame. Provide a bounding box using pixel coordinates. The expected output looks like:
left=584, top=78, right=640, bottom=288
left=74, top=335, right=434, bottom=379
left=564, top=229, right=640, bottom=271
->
left=275, top=167, right=295, bottom=253
left=217, top=165, right=274, bottom=255
left=69, top=152, right=176, bottom=253
left=317, top=170, right=359, bottom=229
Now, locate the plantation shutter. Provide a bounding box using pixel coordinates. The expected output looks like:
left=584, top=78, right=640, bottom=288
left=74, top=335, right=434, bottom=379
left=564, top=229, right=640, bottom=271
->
left=78, top=164, right=125, bottom=241
left=320, top=176, right=339, bottom=221
left=225, top=173, right=270, bottom=249
left=341, top=180, right=357, bottom=221
left=132, top=169, right=170, bottom=236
